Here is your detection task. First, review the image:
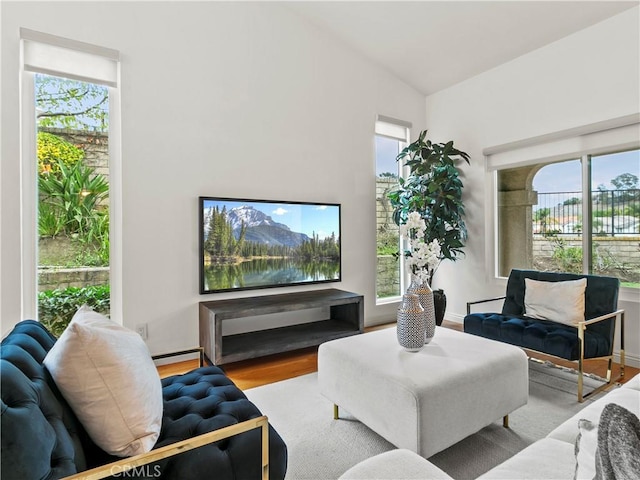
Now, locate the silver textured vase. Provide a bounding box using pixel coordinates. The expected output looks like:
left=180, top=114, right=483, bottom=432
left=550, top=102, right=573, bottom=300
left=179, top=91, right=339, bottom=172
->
left=396, top=294, right=426, bottom=352
left=407, top=277, right=436, bottom=344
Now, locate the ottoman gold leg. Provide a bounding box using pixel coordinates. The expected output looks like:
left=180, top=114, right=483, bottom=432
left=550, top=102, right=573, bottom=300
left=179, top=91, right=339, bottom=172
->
left=503, top=415, right=509, bottom=428
left=334, top=404, right=339, bottom=420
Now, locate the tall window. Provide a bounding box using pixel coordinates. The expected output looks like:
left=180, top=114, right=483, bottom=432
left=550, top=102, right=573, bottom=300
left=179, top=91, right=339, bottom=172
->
left=496, top=148, right=639, bottom=288
left=21, top=29, right=120, bottom=333
left=375, top=116, right=410, bottom=302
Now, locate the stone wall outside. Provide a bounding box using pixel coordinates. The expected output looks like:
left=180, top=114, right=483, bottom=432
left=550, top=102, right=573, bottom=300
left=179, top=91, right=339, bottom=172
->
left=376, top=177, right=399, bottom=237
left=38, top=267, right=109, bottom=292
left=533, top=236, right=640, bottom=283
left=376, top=177, right=401, bottom=297
left=41, top=127, right=109, bottom=181
left=533, top=236, right=640, bottom=265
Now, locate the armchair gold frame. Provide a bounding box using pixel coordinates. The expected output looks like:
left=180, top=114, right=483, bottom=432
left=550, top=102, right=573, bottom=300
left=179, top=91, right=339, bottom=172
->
left=63, top=416, right=270, bottom=480
left=63, top=347, right=269, bottom=480
left=466, top=298, right=625, bottom=402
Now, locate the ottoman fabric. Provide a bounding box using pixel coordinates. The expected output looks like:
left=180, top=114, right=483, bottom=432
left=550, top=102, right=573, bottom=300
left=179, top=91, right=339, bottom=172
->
left=318, top=327, right=528, bottom=458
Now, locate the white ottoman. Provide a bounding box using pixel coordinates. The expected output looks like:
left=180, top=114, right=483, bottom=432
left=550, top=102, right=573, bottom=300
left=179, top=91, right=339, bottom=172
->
left=318, top=327, right=528, bottom=458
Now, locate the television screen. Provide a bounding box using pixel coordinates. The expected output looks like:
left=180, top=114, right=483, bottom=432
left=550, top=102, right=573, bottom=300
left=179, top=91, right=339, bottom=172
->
left=199, top=197, right=341, bottom=294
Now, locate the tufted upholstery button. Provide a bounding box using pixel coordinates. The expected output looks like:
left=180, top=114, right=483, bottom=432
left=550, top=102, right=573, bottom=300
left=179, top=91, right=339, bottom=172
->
left=464, top=312, right=611, bottom=360
left=1, top=321, right=95, bottom=480
left=154, top=365, right=287, bottom=478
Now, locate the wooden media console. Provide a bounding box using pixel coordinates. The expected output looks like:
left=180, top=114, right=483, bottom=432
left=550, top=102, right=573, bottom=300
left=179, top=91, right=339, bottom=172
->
left=199, top=288, right=364, bottom=365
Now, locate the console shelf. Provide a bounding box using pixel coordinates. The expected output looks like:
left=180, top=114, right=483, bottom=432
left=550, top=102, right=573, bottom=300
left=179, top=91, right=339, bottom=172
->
left=199, top=288, right=364, bottom=365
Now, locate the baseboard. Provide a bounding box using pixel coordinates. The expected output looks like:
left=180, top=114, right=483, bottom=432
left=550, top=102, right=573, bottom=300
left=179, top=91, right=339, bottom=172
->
left=618, top=351, right=640, bottom=369
left=445, top=312, right=465, bottom=324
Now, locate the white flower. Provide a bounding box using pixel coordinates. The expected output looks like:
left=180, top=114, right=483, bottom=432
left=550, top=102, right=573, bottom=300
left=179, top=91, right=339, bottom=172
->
left=400, top=213, right=442, bottom=282
left=399, top=211, right=426, bottom=239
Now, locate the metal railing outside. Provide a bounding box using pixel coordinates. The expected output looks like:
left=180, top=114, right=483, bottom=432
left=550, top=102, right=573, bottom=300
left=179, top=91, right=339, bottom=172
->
left=534, top=189, right=639, bottom=236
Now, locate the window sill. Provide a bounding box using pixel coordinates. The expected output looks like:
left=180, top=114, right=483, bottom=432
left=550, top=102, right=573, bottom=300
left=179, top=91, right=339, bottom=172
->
left=376, top=295, right=402, bottom=306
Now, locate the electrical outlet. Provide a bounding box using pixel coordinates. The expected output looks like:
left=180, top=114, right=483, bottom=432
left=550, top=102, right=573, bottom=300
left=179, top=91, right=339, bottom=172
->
left=135, top=323, right=148, bottom=340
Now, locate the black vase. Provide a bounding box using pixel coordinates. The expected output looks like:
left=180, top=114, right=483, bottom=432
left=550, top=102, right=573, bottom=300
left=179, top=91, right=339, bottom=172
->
left=432, top=289, right=447, bottom=326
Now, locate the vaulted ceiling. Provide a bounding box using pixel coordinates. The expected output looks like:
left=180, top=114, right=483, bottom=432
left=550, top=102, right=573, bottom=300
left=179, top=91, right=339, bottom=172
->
left=287, top=1, right=638, bottom=95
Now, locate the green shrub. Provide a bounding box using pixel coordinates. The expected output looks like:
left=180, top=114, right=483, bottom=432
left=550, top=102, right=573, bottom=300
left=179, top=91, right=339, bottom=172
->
left=551, top=237, right=583, bottom=273
left=38, top=202, right=65, bottom=238
left=377, top=228, right=400, bottom=256
left=38, top=285, right=110, bottom=337
left=37, top=131, right=84, bottom=174
left=39, top=159, right=109, bottom=237
left=38, top=159, right=110, bottom=266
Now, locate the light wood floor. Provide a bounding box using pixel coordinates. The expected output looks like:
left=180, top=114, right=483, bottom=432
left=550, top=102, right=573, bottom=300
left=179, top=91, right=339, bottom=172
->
left=156, top=320, right=638, bottom=391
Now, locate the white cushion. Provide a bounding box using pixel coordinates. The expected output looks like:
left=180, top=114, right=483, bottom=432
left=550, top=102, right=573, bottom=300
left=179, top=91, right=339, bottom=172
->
left=621, top=373, right=640, bottom=392
left=548, top=388, right=640, bottom=444
left=339, top=449, right=452, bottom=480
left=574, top=419, right=598, bottom=480
left=478, top=438, right=576, bottom=479
left=44, top=306, right=163, bottom=457
left=524, top=278, right=587, bottom=326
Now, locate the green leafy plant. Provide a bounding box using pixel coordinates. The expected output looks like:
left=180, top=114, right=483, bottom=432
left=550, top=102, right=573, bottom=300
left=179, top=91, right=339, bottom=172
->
left=39, top=160, right=109, bottom=235
left=38, top=201, right=66, bottom=238
left=73, top=220, right=110, bottom=266
left=550, top=237, right=583, bottom=273
left=38, top=285, right=110, bottom=337
left=38, top=159, right=110, bottom=266
left=377, top=227, right=400, bottom=256
left=388, top=130, right=470, bottom=284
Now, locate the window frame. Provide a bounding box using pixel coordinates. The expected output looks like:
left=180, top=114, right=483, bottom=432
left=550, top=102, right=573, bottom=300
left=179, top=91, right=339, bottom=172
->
left=374, top=115, right=411, bottom=305
left=19, top=30, right=123, bottom=323
left=484, top=114, right=640, bottom=303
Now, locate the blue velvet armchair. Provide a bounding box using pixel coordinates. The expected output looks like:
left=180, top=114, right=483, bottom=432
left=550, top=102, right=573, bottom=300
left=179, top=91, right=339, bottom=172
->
left=1, top=320, right=288, bottom=479
left=464, top=269, right=625, bottom=402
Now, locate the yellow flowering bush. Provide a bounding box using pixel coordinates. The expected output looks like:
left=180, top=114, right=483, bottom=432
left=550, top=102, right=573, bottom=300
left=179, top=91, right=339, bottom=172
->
left=37, top=132, right=84, bottom=175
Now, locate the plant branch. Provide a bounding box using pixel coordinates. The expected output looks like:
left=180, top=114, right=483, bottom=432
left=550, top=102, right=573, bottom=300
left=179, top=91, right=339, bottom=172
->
left=37, top=94, right=108, bottom=119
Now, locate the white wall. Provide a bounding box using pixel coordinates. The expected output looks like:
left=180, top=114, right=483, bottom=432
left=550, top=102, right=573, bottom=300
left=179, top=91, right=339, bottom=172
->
left=0, top=2, right=426, bottom=352
left=424, top=7, right=640, bottom=366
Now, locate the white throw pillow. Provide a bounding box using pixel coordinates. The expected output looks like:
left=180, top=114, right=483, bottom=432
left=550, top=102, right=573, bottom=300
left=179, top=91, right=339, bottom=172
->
left=524, top=278, right=587, bottom=326
left=44, top=306, right=163, bottom=457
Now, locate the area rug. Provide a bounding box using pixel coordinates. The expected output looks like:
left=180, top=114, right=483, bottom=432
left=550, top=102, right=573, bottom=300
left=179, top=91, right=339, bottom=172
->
left=244, top=360, right=614, bottom=480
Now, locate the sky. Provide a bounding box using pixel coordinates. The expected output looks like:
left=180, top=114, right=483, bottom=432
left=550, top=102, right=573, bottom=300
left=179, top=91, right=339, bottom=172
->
left=203, top=199, right=340, bottom=240
left=533, top=150, right=639, bottom=192
left=376, top=136, right=402, bottom=176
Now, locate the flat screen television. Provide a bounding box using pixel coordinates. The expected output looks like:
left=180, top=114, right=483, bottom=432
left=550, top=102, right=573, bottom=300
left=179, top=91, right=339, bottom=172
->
left=199, top=197, right=341, bottom=294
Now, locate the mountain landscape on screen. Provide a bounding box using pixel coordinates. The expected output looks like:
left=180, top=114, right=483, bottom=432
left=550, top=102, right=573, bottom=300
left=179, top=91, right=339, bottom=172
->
left=199, top=197, right=341, bottom=293
left=226, top=206, right=311, bottom=247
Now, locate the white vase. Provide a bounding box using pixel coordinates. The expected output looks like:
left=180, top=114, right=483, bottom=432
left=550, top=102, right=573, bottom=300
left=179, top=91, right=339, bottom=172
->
left=397, top=294, right=426, bottom=352
left=407, top=276, right=436, bottom=344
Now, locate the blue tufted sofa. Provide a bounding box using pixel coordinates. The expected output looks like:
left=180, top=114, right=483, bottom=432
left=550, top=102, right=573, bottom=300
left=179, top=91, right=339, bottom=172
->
left=1, top=320, right=287, bottom=479
left=464, top=269, right=625, bottom=402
